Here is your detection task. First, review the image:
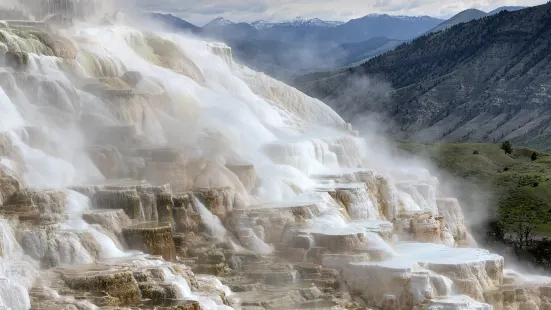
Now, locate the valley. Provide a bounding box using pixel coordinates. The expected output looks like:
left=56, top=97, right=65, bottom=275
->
left=294, top=3, right=551, bottom=152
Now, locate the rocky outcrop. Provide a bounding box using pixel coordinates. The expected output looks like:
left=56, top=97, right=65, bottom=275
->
left=173, top=193, right=203, bottom=236
left=343, top=244, right=504, bottom=308
left=83, top=209, right=132, bottom=246
left=18, top=224, right=100, bottom=267
left=437, top=198, right=477, bottom=247
left=0, top=168, right=20, bottom=207
left=93, top=189, right=144, bottom=221
left=62, top=269, right=141, bottom=305
left=123, top=222, right=177, bottom=261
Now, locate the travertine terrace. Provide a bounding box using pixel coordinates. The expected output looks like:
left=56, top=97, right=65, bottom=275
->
left=1, top=3, right=551, bottom=310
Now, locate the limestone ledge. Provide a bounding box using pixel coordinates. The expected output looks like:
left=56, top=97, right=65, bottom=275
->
left=342, top=243, right=504, bottom=308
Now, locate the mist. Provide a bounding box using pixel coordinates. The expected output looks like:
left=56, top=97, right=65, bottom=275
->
left=1, top=2, right=550, bottom=310
left=324, top=66, right=551, bottom=279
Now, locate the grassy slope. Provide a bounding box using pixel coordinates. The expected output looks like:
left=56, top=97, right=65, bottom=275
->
left=396, top=141, right=551, bottom=235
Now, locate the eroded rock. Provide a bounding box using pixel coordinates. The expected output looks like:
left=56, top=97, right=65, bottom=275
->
left=93, top=189, right=144, bottom=221
left=62, top=269, right=141, bottom=306
left=123, top=222, right=176, bottom=261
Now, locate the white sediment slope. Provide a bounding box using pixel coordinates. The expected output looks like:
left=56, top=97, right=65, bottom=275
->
left=0, top=8, right=551, bottom=310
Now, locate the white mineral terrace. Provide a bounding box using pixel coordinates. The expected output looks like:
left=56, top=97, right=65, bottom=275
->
left=1, top=7, right=551, bottom=310
left=358, top=243, right=503, bottom=268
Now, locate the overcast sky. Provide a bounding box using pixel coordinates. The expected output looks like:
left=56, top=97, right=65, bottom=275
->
left=136, top=0, right=547, bottom=26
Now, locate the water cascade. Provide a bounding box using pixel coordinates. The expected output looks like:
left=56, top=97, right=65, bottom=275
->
left=0, top=5, right=551, bottom=310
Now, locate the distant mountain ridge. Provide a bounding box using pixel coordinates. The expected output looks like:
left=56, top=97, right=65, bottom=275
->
left=428, top=6, right=528, bottom=34
left=488, top=6, right=527, bottom=15
left=428, top=9, right=488, bottom=33
left=151, top=13, right=443, bottom=43
left=292, top=3, right=551, bottom=151
left=317, top=14, right=443, bottom=43
left=202, top=16, right=345, bottom=29
left=149, top=13, right=198, bottom=31
left=204, top=17, right=235, bottom=27
left=250, top=17, right=344, bottom=30
left=150, top=12, right=443, bottom=78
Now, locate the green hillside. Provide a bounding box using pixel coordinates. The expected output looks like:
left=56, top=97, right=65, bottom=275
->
left=396, top=141, right=551, bottom=236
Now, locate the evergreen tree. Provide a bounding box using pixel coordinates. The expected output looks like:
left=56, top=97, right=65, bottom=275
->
left=501, top=141, right=513, bottom=154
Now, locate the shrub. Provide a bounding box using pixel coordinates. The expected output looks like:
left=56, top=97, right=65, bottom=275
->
left=532, top=151, right=538, bottom=161
left=501, top=141, right=513, bottom=154
left=473, top=150, right=479, bottom=154
left=504, top=167, right=509, bottom=172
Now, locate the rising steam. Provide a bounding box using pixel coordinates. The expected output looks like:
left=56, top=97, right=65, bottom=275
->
left=0, top=2, right=549, bottom=310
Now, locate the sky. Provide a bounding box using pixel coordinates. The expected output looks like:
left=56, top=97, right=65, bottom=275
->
left=135, top=0, right=547, bottom=26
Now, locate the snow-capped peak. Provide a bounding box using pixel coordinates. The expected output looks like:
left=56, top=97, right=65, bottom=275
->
left=364, top=13, right=438, bottom=21
left=205, top=17, right=234, bottom=27
left=250, top=16, right=344, bottom=30
left=250, top=20, right=271, bottom=30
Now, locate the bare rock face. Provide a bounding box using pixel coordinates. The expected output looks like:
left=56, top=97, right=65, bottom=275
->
left=62, top=269, right=141, bottom=306
left=311, top=232, right=368, bottom=253
left=426, top=259, right=503, bottom=301
left=17, top=224, right=100, bottom=268
left=437, top=198, right=478, bottom=247
left=393, top=212, right=455, bottom=246
left=7, top=189, right=68, bottom=218
left=153, top=300, right=201, bottom=310
left=194, top=187, right=235, bottom=222
left=411, top=214, right=446, bottom=244
left=325, top=183, right=384, bottom=221
left=93, top=189, right=144, bottom=221
left=73, top=183, right=175, bottom=225
left=136, top=187, right=158, bottom=222
left=154, top=187, right=174, bottom=223
left=173, top=193, right=203, bottom=236
left=82, top=209, right=132, bottom=246
left=0, top=168, right=20, bottom=207
left=138, top=282, right=183, bottom=300
left=343, top=243, right=504, bottom=308
left=122, top=222, right=176, bottom=261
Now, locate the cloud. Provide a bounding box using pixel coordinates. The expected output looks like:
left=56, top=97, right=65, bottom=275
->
left=136, top=0, right=548, bottom=25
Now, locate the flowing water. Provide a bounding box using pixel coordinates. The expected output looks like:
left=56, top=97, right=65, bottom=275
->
left=0, top=4, right=550, bottom=310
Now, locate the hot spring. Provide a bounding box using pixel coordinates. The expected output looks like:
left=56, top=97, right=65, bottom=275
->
left=0, top=4, right=550, bottom=310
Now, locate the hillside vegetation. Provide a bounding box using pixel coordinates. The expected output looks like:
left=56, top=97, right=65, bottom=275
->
left=396, top=141, right=551, bottom=237
left=295, top=3, right=551, bottom=152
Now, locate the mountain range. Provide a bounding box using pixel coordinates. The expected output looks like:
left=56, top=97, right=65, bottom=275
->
left=151, top=6, right=530, bottom=78
left=428, top=6, right=526, bottom=33
left=196, top=14, right=441, bottom=43
left=150, top=13, right=443, bottom=77
left=292, top=3, right=551, bottom=151
left=250, top=17, right=344, bottom=30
